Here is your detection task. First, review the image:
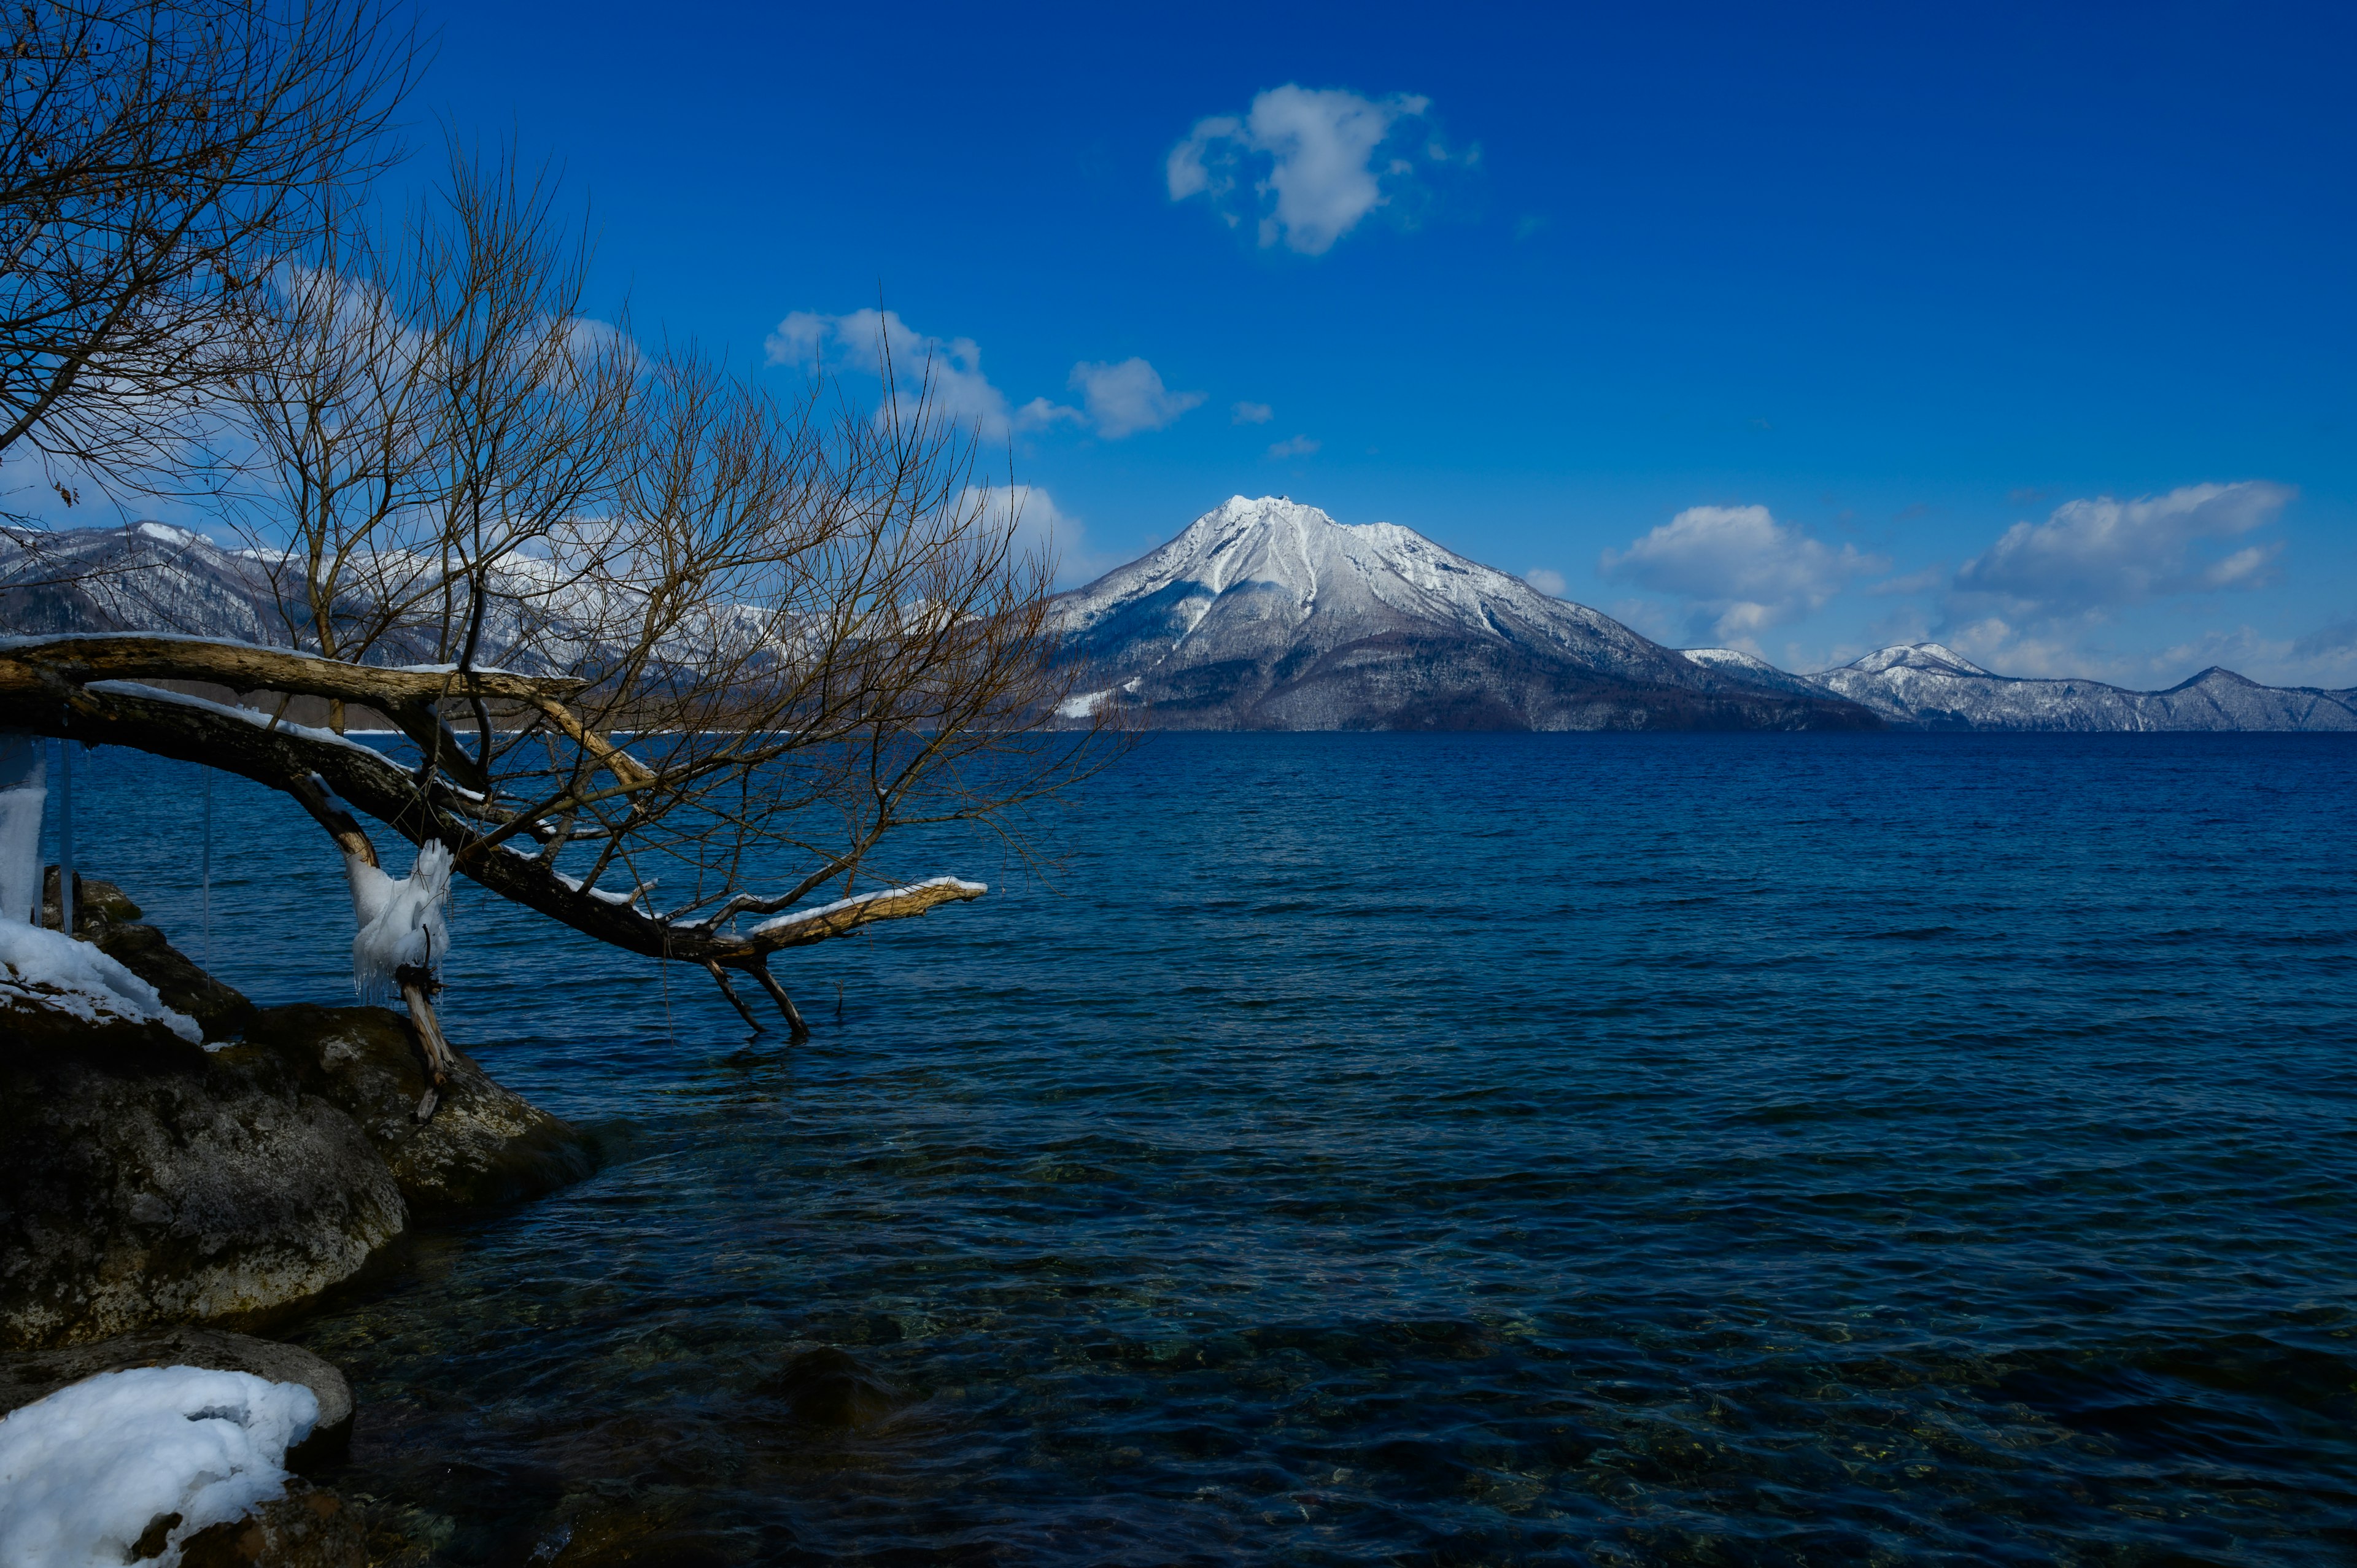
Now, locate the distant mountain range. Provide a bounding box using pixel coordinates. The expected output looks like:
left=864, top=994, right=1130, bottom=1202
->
left=9, top=507, right=2351, bottom=733
left=1739, top=641, right=2357, bottom=731
left=1054, top=498, right=2357, bottom=732
left=0, top=522, right=281, bottom=644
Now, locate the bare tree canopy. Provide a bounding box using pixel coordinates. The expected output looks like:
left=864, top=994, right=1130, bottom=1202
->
left=0, top=0, right=417, bottom=492
left=0, top=6, right=1118, bottom=1065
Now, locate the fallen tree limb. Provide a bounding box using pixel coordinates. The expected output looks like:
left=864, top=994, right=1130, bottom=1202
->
left=0, top=654, right=989, bottom=1030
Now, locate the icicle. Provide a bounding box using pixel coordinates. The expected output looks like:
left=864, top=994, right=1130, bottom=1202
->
left=56, top=736, right=75, bottom=935
left=346, top=841, right=454, bottom=1001
left=200, top=767, right=214, bottom=970
left=0, top=731, right=44, bottom=924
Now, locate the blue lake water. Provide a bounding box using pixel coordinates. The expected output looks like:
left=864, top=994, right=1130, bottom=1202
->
left=52, top=733, right=2357, bottom=1565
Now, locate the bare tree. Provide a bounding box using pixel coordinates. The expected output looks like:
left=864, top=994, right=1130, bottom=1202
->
left=0, top=0, right=416, bottom=500
left=0, top=14, right=1118, bottom=1081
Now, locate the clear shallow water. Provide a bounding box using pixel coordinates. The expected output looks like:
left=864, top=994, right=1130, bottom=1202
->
left=52, top=733, right=2357, bottom=1566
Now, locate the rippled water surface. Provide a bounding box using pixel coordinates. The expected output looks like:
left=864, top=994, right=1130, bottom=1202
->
left=64, top=733, right=2357, bottom=1564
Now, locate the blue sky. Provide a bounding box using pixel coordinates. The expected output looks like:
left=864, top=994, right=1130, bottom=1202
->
left=61, top=1, right=2357, bottom=684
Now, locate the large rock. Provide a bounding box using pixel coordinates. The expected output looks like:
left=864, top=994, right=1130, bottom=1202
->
left=250, top=1005, right=597, bottom=1215
left=0, top=1030, right=407, bottom=1351
left=2, top=881, right=595, bottom=1351
left=0, top=1325, right=355, bottom=1466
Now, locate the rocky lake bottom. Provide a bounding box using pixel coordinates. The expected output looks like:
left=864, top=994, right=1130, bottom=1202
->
left=44, top=732, right=2357, bottom=1566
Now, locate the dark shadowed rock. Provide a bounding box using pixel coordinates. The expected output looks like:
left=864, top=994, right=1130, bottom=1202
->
left=0, top=1324, right=355, bottom=1466
left=2, top=882, right=594, bottom=1351
left=756, top=1346, right=905, bottom=1429
left=177, top=1483, right=368, bottom=1568
left=249, top=1004, right=597, bottom=1215
left=0, top=1029, right=406, bottom=1351
left=98, top=923, right=260, bottom=1040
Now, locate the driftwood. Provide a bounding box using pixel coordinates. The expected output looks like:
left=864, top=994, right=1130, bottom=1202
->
left=0, top=634, right=987, bottom=1034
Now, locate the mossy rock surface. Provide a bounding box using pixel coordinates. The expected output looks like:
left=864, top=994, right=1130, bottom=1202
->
left=250, top=1004, right=598, bottom=1215
left=0, top=1033, right=406, bottom=1351
left=2, top=878, right=596, bottom=1351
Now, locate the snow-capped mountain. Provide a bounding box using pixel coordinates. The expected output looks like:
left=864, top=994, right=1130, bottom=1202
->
left=0, top=522, right=761, bottom=678
left=1, top=522, right=281, bottom=642
left=1681, top=641, right=2357, bottom=731
left=1053, top=496, right=1875, bottom=729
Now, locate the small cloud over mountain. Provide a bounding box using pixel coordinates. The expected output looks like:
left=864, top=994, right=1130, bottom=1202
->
left=1600, top=504, right=1881, bottom=647
left=1231, top=401, right=1274, bottom=425
left=1524, top=568, right=1566, bottom=598
left=1066, top=358, right=1204, bottom=439
left=1266, top=434, right=1319, bottom=459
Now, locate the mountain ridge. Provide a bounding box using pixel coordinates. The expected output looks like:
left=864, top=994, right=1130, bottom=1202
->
left=1775, top=641, right=2357, bottom=731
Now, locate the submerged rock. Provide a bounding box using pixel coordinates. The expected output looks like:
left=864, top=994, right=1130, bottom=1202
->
left=756, top=1346, right=905, bottom=1429
left=176, top=1482, right=369, bottom=1568
left=251, top=1004, right=597, bottom=1215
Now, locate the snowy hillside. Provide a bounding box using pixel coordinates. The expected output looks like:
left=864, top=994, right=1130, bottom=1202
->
left=0, top=523, right=281, bottom=643
left=1054, top=496, right=1875, bottom=730
left=1681, top=641, right=2357, bottom=731
left=0, top=521, right=765, bottom=679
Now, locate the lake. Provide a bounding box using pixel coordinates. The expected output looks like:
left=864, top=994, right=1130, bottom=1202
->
left=55, top=732, right=2357, bottom=1565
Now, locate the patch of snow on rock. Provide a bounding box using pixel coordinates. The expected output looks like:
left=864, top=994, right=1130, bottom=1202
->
left=0, top=1365, right=318, bottom=1568
left=0, top=921, right=201, bottom=1043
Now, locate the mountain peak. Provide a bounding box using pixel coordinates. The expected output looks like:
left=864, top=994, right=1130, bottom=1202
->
left=1833, top=642, right=1993, bottom=677
left=1049, top=496, right=1877, bottom=731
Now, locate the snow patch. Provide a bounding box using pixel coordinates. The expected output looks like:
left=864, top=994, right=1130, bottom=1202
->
left=0, top=921, right=202, bottom=1043
left=0, top=1366, right=318, bottom=1568
left=749, top=876, right=987, bottom=938
left=1681, top=647, right=1777, bottom=673
left=1056, top=689, right=1111, bottom=720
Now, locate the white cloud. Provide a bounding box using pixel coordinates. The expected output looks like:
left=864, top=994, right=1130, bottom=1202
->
left=1167, top=85, right=1446, bottom=255
left=1524, top=568, right=1566, bottom=598
left=1951, top=481, right=2293, bottom=616
left=1599, top=504, right=1881, bottom=646
left=1231, top=401, right=1274, bottom=425
left=767, top=308, right=1024, bottom=439
left=962, top=484, right=1112, bottom=588
left=765, top=312, right=1198, bottom=444
left=1266, top=434, right=1319, bottom=458
left=1067, top=358, right=1204, bottom=439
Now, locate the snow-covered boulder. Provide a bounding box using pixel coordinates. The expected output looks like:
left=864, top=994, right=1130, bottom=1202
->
left=1, top=878, right=592, bottom=1353
left=0, top=1326, right=355, bottom=1467
left=0, top=1359, right=370, bottom=1567
left=0, top=920, right=202, bottom=1046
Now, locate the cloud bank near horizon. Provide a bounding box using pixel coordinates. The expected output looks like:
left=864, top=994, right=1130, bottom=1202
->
left=1594, top=481, right=2346, bottom=689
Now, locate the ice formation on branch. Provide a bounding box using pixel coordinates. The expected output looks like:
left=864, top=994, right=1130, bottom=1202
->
left=346, top=840, right=453, bottom=998
left=0, top=1366, right=319, bottom=1568
left=0, top=921, right=203, bottom=1043
left=0, top=729, right=45, bottom=925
